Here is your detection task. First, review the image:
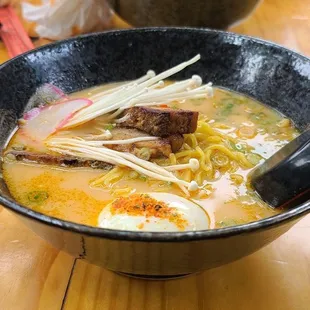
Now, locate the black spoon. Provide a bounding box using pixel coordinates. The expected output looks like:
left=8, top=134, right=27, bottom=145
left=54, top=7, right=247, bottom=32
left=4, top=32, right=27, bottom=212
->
left=250, top=127, right=310, bottom=209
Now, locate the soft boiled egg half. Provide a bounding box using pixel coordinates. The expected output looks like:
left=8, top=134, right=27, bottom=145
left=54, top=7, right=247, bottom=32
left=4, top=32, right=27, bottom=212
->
left=98, top=192, right=212, bottom=232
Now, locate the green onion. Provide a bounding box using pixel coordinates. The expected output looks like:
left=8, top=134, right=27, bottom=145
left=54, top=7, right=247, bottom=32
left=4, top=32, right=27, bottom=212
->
left=247, top=153, right=262, bottom=165
left=249, top=112, right=272, bottom=125
left=136, top=147, right=151, bottom=161
left=128, top=171, right=139, bottom=179
left=104, top=123, right=115, bottom=131
left=220, top=100, right=234, bottom=116
left=217, top=218, right=244, bottom=227
left=139, top=175, right=148, bottom=182
left=221, top=98, right=235, bottom=105
left=159, top=181, right=172, bottom=187
left=229, top=141, right=247, bottom=153
left=27, top=191, right=49, bottom=204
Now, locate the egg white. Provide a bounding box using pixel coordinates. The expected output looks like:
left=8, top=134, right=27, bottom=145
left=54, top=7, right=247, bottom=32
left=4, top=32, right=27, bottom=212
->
left=98, top=192, right=210, bottom=231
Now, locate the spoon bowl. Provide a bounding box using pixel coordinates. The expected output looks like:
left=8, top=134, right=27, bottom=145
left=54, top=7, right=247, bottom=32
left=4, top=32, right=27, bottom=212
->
left=251, top=128, right=310, bottom=208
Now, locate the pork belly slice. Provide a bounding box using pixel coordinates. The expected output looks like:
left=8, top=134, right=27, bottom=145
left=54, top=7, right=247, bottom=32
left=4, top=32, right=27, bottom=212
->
left=5, top=151, right=113, bottom=170
left=106, top=128, right=184, bottom=159
left=119, top=106, right=199, bottom=137
left=5, top=128, right=184, bottom=168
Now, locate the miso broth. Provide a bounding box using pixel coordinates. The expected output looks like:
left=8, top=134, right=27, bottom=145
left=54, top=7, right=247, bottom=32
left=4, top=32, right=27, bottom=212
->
left=3, top=84, right=299, bottom=229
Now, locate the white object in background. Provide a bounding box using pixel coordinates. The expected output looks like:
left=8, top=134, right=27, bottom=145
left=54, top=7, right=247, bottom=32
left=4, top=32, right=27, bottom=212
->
left=21, top=0, right=112, bottom=40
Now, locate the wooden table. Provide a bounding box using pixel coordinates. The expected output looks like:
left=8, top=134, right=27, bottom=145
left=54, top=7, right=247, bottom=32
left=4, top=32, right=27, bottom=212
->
left=0, top=0, right=309, bottom=309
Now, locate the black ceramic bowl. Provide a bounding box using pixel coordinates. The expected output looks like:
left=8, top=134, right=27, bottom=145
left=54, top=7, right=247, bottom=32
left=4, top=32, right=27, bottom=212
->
left=0, top=28, right=309, bottom=279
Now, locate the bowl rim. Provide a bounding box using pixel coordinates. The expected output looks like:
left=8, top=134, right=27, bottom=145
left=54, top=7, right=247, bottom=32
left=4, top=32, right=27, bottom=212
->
left=1, top=27, right=309, bottom=242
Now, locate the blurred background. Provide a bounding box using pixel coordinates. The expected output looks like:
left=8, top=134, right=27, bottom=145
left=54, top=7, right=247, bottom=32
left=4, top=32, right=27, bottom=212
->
left=0, top=0, right=309, bottom=61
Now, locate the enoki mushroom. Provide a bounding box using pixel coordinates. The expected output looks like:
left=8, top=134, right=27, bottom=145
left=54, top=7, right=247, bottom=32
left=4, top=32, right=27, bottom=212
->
left=62, top=54, right=213, bottom=128
left=47, top=137, right=200, bottom=194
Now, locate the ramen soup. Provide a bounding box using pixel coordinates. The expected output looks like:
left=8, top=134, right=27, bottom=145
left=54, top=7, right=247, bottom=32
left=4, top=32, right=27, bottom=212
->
left=2, top=55, right=299, bottom=231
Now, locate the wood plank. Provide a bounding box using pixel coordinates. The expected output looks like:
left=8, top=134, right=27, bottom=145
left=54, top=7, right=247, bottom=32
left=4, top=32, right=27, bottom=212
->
left=0, top=41, right=9, bottom=63
left=230, top=0, right=310, bottom=55
left=0, top=207, right=75, bottom=310
left=63, top=217, right=310, bottom=310
left=0, top=5, right=75, bottom=308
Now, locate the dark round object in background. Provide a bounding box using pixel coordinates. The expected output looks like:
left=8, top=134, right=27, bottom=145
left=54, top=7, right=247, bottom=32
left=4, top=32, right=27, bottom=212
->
left=109, top=0, right=260, bottom=29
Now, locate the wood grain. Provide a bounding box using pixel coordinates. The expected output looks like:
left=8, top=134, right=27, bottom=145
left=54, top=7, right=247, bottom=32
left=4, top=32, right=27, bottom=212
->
left=0, top=0, right=309, bottom=309
left=231, top=0, right=310, bottom=55
left=62, top=216, right=310, bottom=310
left=0, top=42, right=9, bottom=63
left=0, top=207, right=75, bottom=310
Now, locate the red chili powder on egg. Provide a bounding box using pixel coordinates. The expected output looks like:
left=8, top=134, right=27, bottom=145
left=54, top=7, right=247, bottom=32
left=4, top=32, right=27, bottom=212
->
left=110, top=194, right=188, bottom=230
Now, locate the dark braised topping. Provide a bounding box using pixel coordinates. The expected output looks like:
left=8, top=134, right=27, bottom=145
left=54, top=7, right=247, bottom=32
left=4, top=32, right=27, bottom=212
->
left=5, top=151, right=114, bottom=170
left=107, top=127, right=184, bottom=158
left=119, top=106, right=199, bottom=137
